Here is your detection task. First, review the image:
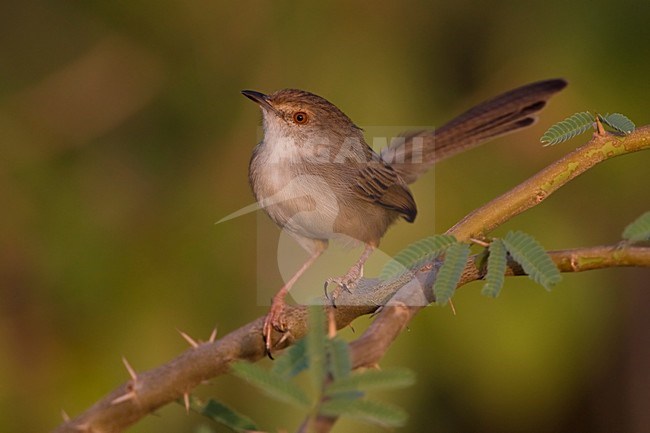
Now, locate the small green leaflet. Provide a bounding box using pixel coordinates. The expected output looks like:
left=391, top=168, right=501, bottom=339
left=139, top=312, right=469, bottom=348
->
left=307, top=305, right=327, bottom=389
left=271, top=338, right=308, bottom=379
left=327, top=338, right=352, bottom=381
left=227, top=308, right=416, bottom=429
left=326, top=367, right=415, bottom=395
left=540, top=112, right=595, bottom=146
left=482, top=239, right=507, bottom=298
left=433, top=242, right=471, bottom=305
left=230, top=361, right=310, bottom=408
left=502, top=231, right=561, bottom=290
left=188, top=396, right=258, bottom=432
left=320, top=398, right=408, bottom=427
left=380, top=234, right=457, bottom=280
left=622, top=211, right=650, bottom=242
left=599, top=113, right=635, bottom=134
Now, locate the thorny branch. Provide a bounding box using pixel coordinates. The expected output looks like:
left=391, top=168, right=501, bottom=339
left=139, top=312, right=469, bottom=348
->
left=53, top=127, right=650, bottom=433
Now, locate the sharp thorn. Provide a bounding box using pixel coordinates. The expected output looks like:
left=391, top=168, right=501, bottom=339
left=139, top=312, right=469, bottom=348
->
left=208, top=327, right=218, bottom=343
left=61, top=409, right=70, bottom=422
left=122, top=356, right=138, bottom=381
left=449, top=299, right=457, bottom=316
left=73, top=422, right=91, bottom=432
left=470, top=237, right=490, bottom=247
left=183, top=392, right=190, bottom=414
left=177, top=328, right=199, bottom=348
left=595, top=114, right=606, bottom=135
left=111, top=391, right=136, bottom=405
left=277, top=332, right=290, bottom=346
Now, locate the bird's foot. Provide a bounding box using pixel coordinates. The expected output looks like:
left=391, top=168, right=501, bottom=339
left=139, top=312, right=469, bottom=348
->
left=324, top=264, right=364, bottom=306
left=262, top=296, right=290, bottom=358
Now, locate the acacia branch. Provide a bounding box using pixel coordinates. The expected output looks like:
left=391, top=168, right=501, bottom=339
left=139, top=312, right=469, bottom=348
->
left=450, top=126, right=650, bottom=240
left=53, top=127, right=650, bottom=433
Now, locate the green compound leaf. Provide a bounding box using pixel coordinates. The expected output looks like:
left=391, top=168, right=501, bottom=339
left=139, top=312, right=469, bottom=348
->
left=328, top=338, right=352, bottom=381
left=540, top=111, right=595, bottom=146
left=271, top=337, right=308, bottom=379
left=326, top=367, right=415, bottom=396
left=622, top=211, right=650, bottom=242
left=230, top=361, right=310, bottom=408
left=599, top=113, right=636, bottom=134
left=503, top=231, right=562, bottom=290
left=433, top=242, right=471, bottom=305
left=481, top=239, right=508, bottom=298
left=189, top=396, right=258, bottom=433
left=307, top=305, right=327, bottom=389
left=320, top=398, right=408, bottom=427
left=380, top=234, right=457, bottom=280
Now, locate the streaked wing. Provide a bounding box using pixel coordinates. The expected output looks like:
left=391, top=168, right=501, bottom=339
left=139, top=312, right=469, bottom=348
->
left=354, top=162, right=417, bottom=222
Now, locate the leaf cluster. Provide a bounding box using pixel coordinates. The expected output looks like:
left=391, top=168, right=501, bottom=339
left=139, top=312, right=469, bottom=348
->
left=481, top=231, right=562, bottom=298
left=540, top=111, right=635, bottom=146
left=197, top=306, right=415, bottom=431
left=382, top=231, right=562, bottom=304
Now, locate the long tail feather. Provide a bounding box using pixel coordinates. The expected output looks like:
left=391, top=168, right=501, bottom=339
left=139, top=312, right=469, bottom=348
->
left=382, top=79, right=568, bottom=184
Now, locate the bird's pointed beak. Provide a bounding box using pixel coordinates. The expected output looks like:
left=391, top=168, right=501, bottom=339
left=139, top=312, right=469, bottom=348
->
left=241, top=90, right=275, bottom=113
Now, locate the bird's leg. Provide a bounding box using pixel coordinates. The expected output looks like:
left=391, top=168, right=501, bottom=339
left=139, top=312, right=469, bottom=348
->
left=263, top=246, right=324, bottom=355
left=325, top=243, right=376, bottom=302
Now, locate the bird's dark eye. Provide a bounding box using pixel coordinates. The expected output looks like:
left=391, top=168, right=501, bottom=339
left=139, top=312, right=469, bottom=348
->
left=292, top=111, right=309, bottom=124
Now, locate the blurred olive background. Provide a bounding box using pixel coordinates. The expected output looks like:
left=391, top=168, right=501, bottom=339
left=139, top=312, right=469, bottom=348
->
left=1, top=1, right=649, bottom=432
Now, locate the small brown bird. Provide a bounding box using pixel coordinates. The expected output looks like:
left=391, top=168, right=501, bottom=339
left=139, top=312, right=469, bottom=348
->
left=242, top=79, right=567, bottom=351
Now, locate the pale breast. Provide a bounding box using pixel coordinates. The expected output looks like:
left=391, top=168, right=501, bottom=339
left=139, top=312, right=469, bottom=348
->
left=249, top=141, right=341, bottom=240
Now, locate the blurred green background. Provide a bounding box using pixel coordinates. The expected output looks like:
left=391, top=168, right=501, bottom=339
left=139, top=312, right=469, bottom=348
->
left=1, top=1, right=649, bottom=432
